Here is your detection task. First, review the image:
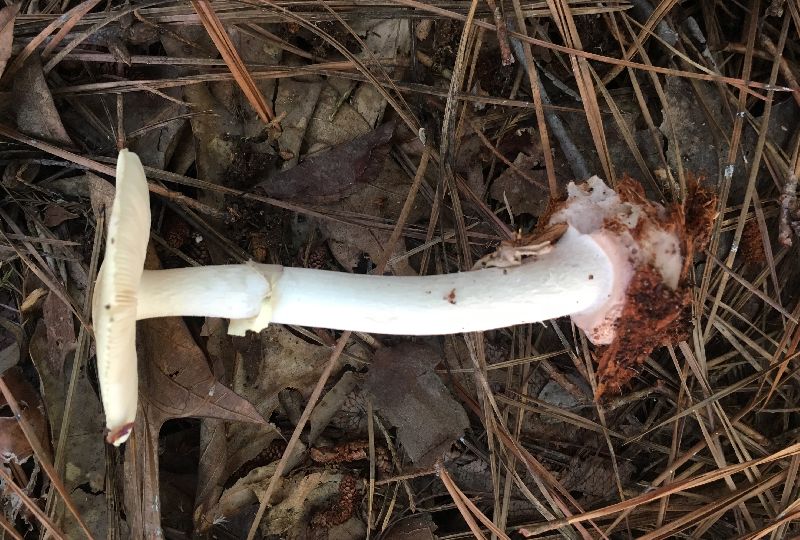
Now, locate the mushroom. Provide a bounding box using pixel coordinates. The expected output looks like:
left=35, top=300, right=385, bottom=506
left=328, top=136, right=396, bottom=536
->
left=92, top=151, right=271, bottom=445
left=94, top=150, right=691, bottom=445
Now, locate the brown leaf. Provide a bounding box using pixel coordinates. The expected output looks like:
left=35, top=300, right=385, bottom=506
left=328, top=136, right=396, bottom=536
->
left=42, top=292, right=76, bottom=373
left=364, top=342, right=469, bottom=467
left=224, top=326, right=333, bottom=482
left=214, top=469, right=362, bottom=539
left=0, top=342, right=19, bottom=375
left=42, top=204, right=78, bottom=228
left=13, top=54, right=73, bottom=146
left=0, top=3, right=18, bottom=79
left=489, top=152, right=551, bottom=216
left=20, top=287, right=47, bottom=312
left=318, top=153, right=424, bottom=275
left=124, top=91, right=188, bottom=170
left=193, top=419, right=227, bottom=534
left=137, top=316, right=266, bottom=431
left=382, top=513, right=438, bottom=540
left=191, top=0, right=274, bottom=125
left=85, top=172, right=116, bottom=222
left=193, top=320, right=234, bottom=535
left=28, top=319, right=107, bottom=537
left=256, top=120, right=397, bottom=203
left=349, top=19, right=410, bottom=126
left=557, top=454, right=635, bottom=503
left=159, top=28, right=244, bottom=195
left=124, top=264, right=266, bottom=537
left=0, top=368, right=48, bottom=464
left=275, top=79, right=323, bottom=170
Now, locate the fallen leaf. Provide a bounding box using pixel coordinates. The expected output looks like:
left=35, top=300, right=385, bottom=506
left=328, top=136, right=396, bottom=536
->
left=193, top=420, right=228, bottom=534
left=231, top=25, right=282, bottom=137
left=86, top=172, right=116, bottom=222
left=489, top=152, right=550, bottom=216
left=298, top=86, right=425, bottom=274
left=161, top=26, right=276, bottom=196
left=213, top=467, right=363, bottom=539
left=660, top=77, right=727, bottom=186
left=557, top=454, right=635, bottom=503
left=137, top=310, right=266, bottom=429
left=306, top=82, right=373, bottom=147
left=0, top=342, right=19, bottom=375
left=20, top=287, right=47, bottom=312
left=225, top=325, right=335, bottom=482
left=193, top=318, right=234, bottom=535
left=42, top=292, right=76, bottom=373
left=349, top=18, right=411, bottom=126
left=124, top=252, right=266, bottom=538
left=0, top=3, right=18, bottom=79
left=13, top=54, right=73, bottom=146
left=257, top=120, right=397, bottom=203
left=314, top=146, right=426, bottom=276
left=211, top=463, right=278, bottom=533
left=308, top=371, right=360, bottom=442
left=364, top=342, right=469, bottom=466
left=323, top=212, right=418, bottom=275
left=124, top=91, right=187, bottom=170
left=42, top=205, right=78, bottom=228
left=191, top=0, right=275, bottom=126
left=198, top=325, right=360, bottom=532
left=275, top=79, right=323, bottom=170
left=28, top=320, right=107, bottom=537
left=0, top=368, right=47, bottom=464
left=382, top=513, right=438, bottom=540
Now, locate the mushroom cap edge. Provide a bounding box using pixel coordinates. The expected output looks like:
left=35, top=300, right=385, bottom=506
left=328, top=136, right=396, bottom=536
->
left=92, top=149, right=151, bottom=445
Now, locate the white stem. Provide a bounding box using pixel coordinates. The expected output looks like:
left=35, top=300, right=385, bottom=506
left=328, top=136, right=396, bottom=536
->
left=136, top=264, right=273, bottom=319
left=137, top=227, right=615, bottom=335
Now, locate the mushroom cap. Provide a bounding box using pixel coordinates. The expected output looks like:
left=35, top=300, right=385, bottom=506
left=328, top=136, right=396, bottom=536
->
left=92, top=149, right=150, bottom=446
left=549, top=176, right=684, bottom=345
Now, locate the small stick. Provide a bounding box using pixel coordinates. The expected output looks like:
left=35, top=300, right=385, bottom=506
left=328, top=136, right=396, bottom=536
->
left=484, top=0, right=514, bottom=65
left=779, top=173, right=798, bottom=247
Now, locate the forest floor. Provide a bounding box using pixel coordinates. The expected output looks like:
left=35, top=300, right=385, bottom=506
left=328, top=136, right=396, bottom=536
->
left=1, top=0, right=800, bottom=539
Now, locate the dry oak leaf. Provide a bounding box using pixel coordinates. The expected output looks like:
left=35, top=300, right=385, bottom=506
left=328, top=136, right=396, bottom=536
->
left=13, top=54, right=73, bottom=146
left=136, top=315, right=267, bottom=432
left=42, top=292, right=77, bottom=374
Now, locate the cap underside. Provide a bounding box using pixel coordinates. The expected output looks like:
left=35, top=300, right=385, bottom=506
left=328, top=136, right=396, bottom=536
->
left=92, top=149, right=151, bottom=443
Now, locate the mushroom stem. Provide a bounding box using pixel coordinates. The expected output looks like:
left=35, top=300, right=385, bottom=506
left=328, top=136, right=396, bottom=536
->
left=257, top=228, right=612, bottom=334
left=136, top=264, right=273, bottom=320
left=135, top=227, right=614, bottom=335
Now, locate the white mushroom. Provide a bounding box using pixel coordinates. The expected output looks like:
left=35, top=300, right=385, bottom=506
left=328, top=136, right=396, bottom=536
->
left=92, top=149, right=151, bottom=446
left=93, top=149, right=687, bottom=445
left=93, top=151, right=272, bottom=444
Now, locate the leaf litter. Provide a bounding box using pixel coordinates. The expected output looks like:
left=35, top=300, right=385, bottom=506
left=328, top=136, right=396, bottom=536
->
left=0, top=1, right=799, bottom=539
left=0, top=4, right=18, bottom=79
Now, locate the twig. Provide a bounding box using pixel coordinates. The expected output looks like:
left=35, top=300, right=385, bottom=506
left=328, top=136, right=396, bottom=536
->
left=507, top=23, right=591, bottom=181
left=0, top=377, right=95, bottom=539
left=190, top=0, right=276, bottom=125
left=779, top=173, right=798, bottom=247
left=245, top=332, right=351, bottom=540
left=484, top=0, right=514, bottom=65
left=0, top=468, right=64, bottom=540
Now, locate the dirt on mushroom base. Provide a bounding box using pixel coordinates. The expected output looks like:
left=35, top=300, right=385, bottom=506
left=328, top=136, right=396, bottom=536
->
left=594, top=263, right=692, bottom=397
left=594, top=176, right=717, bottom=398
